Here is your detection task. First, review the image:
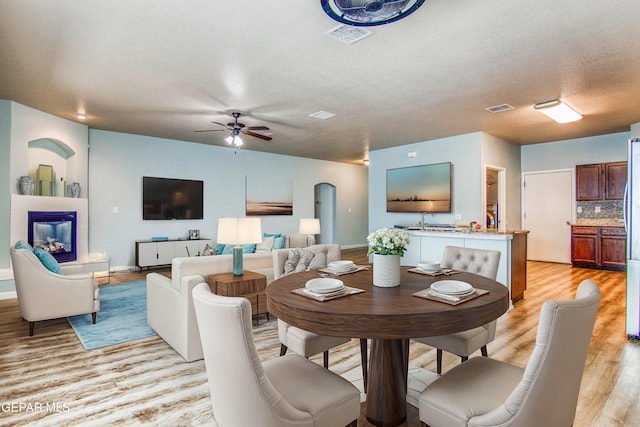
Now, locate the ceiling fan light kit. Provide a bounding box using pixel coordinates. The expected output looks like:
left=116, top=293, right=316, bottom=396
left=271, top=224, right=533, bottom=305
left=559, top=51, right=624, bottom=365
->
left=321, top=0, right=426, bottom=26
left=195, top=111, right=272, bottom=147
left=533, top=99, right=583, bottom=123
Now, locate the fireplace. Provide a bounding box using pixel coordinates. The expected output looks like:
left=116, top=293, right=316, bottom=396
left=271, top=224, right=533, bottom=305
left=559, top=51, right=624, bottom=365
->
left=28, top=211, right=78, bottom=263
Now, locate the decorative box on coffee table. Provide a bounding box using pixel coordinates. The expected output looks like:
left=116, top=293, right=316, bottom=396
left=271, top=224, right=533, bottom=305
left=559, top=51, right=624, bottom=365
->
left=206, top=270, right=269, bottom=324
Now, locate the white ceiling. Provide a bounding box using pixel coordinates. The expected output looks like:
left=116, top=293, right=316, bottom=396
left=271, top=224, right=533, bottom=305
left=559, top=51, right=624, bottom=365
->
left=1, top=0, right=640, bottom=164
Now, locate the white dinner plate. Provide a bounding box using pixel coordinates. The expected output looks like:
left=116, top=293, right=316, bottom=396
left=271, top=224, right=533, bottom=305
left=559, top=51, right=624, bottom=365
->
left=430, top=280, right=474, bottom=295
left=305, top=277, right=345, bottom=294
left=328, top=260, right=355, bottom=271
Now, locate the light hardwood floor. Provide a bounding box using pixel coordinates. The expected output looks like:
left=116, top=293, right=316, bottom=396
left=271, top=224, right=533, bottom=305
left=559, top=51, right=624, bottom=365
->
left=1, top=248, right=638, bottom=426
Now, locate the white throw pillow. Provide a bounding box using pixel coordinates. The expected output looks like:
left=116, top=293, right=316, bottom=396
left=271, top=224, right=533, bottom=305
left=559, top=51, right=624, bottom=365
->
left=256, top=236, right=275, bottom=252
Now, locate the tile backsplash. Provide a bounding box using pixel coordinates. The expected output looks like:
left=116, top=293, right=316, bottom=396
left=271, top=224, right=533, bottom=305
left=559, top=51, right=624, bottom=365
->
left=577, top=200, right=623, bottom=219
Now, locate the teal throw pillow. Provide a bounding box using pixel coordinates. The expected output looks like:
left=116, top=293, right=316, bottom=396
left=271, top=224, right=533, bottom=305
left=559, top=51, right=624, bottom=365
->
left=264, top=233, right=282, bottom=238
left=222, top=244, right=257, bottom=254
left=15, top=240, right=34, bottom=252
left=214, top=244, right=225, bottom=254
left=34, top=247, right=63, bottom=274
left=242, top=244, right=257, bottom=254
left=273, top=235, right=286, bottom=249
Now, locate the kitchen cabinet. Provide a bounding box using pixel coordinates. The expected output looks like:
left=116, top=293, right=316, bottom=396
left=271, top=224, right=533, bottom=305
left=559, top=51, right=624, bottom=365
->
left=571, top=226, right=626, bottom=271
left=576, top=161, right=627, bottom=201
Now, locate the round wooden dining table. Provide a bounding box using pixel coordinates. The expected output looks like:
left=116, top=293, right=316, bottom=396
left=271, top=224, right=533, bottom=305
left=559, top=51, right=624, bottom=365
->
left=266, top=266, right=509, bottom=427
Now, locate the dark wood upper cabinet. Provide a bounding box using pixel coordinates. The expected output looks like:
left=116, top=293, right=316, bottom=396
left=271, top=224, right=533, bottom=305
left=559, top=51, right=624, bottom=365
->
left=604, top=162, right=628, bottom=200
left=576, top=164, right=604, bottom=201
left=576, top=161, right=627, bottom=201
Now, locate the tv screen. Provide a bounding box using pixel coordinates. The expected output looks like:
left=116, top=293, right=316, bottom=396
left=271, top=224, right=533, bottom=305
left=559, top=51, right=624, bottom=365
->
left=386, top=162, right=452, bottom=213
left=142, top=177, right=204, bottom=220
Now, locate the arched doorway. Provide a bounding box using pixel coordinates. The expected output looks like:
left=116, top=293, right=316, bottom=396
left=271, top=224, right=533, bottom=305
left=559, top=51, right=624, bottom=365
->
left=314, top=183, right=336, bottom=244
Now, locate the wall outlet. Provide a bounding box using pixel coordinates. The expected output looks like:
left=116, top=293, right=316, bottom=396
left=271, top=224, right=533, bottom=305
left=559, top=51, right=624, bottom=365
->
left=577, top=206, right=582, bottom=213
left=595, top=206, right=601, bottom=213
left=454, top=214, right=461, bottom=220
left=113, top=206, right=119, bottom=213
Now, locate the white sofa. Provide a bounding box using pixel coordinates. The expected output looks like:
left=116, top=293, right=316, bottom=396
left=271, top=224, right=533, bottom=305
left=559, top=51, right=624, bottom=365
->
left=147, top=251, right=277, bottom=362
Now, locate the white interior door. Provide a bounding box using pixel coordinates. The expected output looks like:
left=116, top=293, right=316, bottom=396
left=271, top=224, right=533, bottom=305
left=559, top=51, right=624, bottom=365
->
left=522, top=170, right=574, bottom=263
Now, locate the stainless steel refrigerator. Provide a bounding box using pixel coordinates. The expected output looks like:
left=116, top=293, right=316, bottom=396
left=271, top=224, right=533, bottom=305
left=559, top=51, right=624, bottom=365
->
left=626, top=137, right=640, bottom=338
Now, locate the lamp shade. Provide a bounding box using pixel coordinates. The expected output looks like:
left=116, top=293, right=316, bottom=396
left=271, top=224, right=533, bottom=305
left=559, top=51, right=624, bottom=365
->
left=217, top=217, right=262, bottom=244
left=299, top=218, right=321, bottom=235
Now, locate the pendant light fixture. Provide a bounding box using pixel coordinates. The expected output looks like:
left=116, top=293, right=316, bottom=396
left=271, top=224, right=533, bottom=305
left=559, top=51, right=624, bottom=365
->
left=321, top=0, right=426, bottom=26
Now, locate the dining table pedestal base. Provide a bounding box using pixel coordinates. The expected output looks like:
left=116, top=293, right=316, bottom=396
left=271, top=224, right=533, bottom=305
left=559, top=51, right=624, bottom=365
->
left=365, top=338, right=409, bottom=427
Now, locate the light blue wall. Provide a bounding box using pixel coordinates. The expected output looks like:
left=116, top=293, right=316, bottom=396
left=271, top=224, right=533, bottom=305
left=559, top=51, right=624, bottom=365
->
left=521, top=132, right=629, bottom=172
left=369, top=133, right=486, bottom=231
left=0, top=101, right=11, bottom=268
left=89, top=130, right=369, bottom=269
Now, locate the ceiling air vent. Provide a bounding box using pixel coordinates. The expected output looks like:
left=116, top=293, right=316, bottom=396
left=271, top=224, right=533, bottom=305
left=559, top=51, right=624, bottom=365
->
left=309, top=111, right=336, bottom=120
left=326, top=24, right=373, bottom=44
left=485, top=104, right=514, bottom=113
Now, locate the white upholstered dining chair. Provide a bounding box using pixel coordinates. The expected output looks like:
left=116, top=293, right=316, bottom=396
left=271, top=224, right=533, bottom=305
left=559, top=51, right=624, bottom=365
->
left=413, top=246, right=501, bottom=374
left=272, top=244, right=351, bottom=367
left=418, top=279, right=601, bottom=427
left=192, top=283, right=360, bottom=427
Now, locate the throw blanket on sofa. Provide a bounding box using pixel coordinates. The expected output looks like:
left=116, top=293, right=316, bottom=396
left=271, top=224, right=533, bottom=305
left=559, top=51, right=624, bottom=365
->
left=284, top=248, right=328, bottom=275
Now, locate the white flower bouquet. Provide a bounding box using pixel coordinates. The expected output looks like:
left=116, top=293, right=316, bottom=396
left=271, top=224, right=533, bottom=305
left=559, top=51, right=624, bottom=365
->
left=366, top=228, right=410, bottom=257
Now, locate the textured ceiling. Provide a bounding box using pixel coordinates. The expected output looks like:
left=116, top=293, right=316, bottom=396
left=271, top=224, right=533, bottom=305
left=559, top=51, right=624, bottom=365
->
left=1, top=0, right=640, bottom=164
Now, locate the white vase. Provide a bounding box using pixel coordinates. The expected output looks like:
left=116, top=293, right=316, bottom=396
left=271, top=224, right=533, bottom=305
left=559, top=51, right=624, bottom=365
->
left=373, top=254, right=401, bottom=287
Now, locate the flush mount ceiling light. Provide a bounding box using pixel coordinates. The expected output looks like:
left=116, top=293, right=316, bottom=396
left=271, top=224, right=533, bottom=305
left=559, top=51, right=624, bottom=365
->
left=533, top=99, right=583, bottom=123
left=321, top=0, right=426, bottom=26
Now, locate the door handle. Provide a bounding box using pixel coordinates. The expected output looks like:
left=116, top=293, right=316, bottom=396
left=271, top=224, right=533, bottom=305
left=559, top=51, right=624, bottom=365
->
left=566, top=220, right=571, bottom=225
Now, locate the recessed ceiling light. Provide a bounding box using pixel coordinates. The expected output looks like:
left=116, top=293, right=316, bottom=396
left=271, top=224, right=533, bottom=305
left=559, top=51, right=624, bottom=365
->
left=309, top=111, right=336, bottom=120
left=534, top=99, right=582, bottom=123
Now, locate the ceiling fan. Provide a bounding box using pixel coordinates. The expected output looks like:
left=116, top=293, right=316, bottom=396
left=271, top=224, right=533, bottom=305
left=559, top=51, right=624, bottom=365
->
left=195, top=112, right=272, bottom=147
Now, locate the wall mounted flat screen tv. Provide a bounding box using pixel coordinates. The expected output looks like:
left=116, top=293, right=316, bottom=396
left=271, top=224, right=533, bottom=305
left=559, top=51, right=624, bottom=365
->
left=142, top=177, right=204, bottom=220
left=387, top=162, right=452, bottom=213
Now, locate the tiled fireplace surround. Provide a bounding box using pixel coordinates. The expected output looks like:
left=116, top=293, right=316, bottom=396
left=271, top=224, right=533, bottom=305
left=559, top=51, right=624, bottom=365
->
left=10, top=194, right=89, bottom=262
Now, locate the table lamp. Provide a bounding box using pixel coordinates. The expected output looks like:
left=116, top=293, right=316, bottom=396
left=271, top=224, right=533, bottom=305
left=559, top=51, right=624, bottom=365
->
left=299, top=218, right=321, bottom=246
left=217, top=217, right=262, bottom=276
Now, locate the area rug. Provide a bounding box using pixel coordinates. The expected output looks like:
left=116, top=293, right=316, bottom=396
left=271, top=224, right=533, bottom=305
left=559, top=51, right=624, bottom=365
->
left=67, top=280, right=157, bottom=350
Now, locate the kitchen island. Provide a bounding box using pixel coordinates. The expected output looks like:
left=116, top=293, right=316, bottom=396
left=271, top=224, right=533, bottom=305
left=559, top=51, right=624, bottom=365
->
left=398, top=228, right=529, bottom=304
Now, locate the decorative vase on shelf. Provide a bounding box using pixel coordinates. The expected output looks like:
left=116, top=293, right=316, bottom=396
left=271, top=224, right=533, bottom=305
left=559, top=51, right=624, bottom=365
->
left=71, top=182, right=81, bottom=198
left=18, top=176, right=34, bottom=195
left=372, top=253, right=401, bottom=287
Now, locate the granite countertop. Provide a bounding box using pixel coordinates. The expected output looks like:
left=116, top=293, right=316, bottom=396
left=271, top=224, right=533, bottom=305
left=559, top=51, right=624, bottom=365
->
left=571, top=219, right=625, bottom=227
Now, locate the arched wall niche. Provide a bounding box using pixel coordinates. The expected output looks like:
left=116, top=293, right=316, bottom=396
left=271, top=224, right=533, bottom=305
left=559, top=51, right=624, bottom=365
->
left=28, top=137, right=76, bottom=159
left=26, top=138, right=77, bottom=194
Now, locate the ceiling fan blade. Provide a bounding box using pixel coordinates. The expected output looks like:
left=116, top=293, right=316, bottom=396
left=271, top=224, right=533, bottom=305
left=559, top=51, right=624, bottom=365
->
left=211, top=121, right=232, bottom=129
left=244, top=130, right=272, bottom=141
left=246, top=125, right=270, bottom=131
left=194, top=129, right=225, bottom=133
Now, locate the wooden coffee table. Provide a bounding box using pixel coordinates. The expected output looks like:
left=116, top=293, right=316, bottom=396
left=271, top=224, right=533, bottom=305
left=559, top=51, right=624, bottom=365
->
left=206, top=270, right=269, bottom=324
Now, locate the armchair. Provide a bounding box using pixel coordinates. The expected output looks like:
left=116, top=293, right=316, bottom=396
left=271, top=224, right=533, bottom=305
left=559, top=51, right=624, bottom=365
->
left=10, top=246, right=99, bottom=336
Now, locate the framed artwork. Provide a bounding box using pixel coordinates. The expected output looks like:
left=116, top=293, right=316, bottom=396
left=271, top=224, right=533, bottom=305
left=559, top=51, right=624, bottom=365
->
left=246, top=175, right=293, bottom=216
